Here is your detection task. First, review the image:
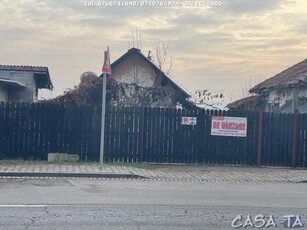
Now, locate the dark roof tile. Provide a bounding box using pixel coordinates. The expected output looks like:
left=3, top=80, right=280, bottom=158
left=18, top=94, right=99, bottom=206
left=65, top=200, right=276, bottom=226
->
left=0, top=65, right=48, bottom=73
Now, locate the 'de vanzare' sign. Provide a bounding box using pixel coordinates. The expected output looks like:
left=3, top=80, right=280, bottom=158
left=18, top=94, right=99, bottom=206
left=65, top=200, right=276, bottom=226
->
left=211, top=116, right=247, bottom=137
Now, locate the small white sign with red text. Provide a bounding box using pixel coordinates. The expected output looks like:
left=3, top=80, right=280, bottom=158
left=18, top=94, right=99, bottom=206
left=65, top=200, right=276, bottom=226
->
left=181, top=117, right=197, bottom=125
left=211, top=116, right=247, bottom=137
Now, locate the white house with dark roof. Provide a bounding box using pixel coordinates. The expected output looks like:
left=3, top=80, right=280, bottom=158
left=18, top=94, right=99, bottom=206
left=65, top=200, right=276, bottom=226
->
left=228, top=59, right=307, bottom=113
left=109, top=48, right=194, bottom=108
left=0, top=65, right=53, bottom=103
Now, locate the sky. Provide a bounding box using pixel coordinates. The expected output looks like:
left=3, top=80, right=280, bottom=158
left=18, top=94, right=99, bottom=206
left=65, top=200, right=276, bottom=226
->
left=1, top=0, right=307, bottom=102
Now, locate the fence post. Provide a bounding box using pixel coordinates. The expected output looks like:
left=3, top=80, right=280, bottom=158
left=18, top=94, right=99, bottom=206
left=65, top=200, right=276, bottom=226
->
left=292, top=109, right=298, bottom=168
left=139, top=106, right=145, bottom=162
left=257, top=109, right=263, bottom=167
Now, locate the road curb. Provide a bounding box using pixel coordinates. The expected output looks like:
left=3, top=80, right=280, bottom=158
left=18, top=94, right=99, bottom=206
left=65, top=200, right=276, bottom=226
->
left=0, top=172, right=147, bottom=179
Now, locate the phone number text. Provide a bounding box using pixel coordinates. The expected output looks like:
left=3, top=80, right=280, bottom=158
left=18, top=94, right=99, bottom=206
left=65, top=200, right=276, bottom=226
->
left=84, top=1, right=223, bottom=7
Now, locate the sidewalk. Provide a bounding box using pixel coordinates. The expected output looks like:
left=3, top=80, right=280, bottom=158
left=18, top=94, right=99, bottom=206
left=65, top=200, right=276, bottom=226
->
left=0, top=161, right=307, bottom=184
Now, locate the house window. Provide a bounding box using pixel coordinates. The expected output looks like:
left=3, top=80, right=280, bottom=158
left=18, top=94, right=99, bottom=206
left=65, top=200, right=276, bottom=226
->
left=269, top=102, right=280, bottom=112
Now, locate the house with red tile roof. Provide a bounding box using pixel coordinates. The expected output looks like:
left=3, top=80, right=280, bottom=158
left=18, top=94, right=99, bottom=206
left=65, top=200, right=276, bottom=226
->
left=228, top=59, right=307, bottom=113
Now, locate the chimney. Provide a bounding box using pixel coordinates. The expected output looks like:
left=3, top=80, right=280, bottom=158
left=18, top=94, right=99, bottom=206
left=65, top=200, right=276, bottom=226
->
left=147, top=51, right=152, bottom=61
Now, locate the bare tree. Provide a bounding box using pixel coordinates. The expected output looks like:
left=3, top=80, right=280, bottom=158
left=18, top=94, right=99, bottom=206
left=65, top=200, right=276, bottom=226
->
left=151, top=38, right=173, bottom=75
left=228, top=76, right=264, bottom=102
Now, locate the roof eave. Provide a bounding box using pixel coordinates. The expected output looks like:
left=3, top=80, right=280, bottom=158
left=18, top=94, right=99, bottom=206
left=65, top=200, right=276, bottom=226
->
left=0, top=79, right=26, bottom=88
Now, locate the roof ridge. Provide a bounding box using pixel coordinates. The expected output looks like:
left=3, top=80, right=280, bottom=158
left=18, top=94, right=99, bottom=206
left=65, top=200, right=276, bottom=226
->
left=0, top=64, right=48, bottom=68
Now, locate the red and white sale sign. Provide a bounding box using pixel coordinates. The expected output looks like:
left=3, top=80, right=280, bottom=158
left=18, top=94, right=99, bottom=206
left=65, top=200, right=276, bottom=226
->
left=181, top=117, right=197, bottom=125
left=211, top=116, right=247, bottom=137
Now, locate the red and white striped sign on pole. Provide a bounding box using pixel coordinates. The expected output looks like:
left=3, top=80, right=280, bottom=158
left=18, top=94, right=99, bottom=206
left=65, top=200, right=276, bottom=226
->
left=102, top=46, right=111, bottom=74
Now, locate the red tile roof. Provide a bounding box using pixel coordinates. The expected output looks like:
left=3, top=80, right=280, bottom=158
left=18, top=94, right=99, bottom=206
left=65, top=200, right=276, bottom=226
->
left=227, top=95, right=260, bottom=110
left=250, top=59, right=307, bottom=93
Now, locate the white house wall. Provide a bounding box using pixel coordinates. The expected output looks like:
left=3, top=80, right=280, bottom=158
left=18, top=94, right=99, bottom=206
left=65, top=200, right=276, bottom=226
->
left=266, top=88, right=307, bottom=112
left=10, top=72, right=37, bottom=103
left=111, top=53, right=156, bottom=88
left=267, top=90, right=291, bottom=107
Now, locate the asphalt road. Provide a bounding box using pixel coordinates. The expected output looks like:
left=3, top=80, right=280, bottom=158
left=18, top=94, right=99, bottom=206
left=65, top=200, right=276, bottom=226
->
left=0, top=177, right=306, bottom=229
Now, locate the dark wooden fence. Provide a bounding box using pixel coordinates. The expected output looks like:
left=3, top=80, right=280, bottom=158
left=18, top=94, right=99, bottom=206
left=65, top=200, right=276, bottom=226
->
left=0, top=102, right=306, bottom=167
